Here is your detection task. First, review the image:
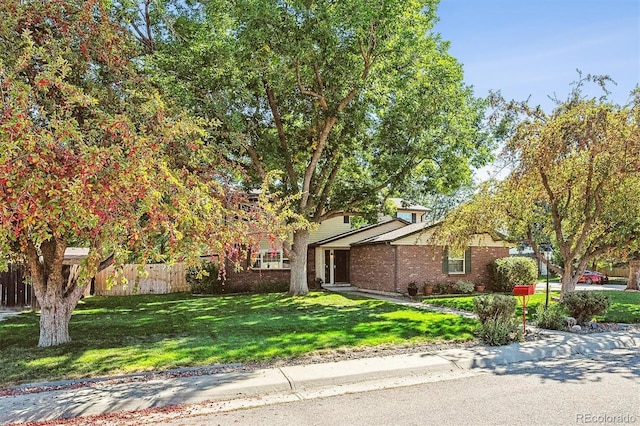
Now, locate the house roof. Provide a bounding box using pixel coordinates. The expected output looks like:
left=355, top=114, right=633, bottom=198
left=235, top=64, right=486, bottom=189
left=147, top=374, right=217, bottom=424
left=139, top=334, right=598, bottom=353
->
left=352, top=221, right=438, bottom=245
left=389, top=198, right=430, bottom=212
left=63, top=247, right=90, bottom=264
left=309, top=218, right=409, bottom=247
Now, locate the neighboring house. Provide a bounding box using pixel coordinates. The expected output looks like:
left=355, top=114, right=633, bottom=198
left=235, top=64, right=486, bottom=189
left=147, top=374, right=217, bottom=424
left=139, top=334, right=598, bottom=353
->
left=225, top=201, right=510, bottom=294
left=509, top=247, right=549, bottom=275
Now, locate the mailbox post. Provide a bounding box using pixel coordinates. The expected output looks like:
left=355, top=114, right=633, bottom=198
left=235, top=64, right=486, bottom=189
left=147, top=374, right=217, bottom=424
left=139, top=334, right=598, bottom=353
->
left=513, top=285, right=535, bottom=333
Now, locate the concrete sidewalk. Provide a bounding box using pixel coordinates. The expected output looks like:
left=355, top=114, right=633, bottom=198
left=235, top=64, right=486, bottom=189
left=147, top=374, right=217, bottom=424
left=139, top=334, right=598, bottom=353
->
left=2, top=328, right=639, bottom=425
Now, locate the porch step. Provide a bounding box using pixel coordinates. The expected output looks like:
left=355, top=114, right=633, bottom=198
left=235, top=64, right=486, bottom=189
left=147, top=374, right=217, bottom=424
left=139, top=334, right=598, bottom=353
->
left=322, top=284, right=358, bottom=293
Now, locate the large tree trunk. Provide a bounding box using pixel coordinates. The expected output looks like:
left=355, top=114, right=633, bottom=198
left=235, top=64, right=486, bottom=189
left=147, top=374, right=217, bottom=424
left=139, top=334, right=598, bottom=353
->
left=25, top=237, right=86, bottom=347
left=34, top=264, right=85, bottom=347
left=38, top=290, right=76, bottom=347
left=627, top=260, right=640, bottom=291
left=288, top=229, right=309, bottom=296
left=560, top=265, right=579, bottom=296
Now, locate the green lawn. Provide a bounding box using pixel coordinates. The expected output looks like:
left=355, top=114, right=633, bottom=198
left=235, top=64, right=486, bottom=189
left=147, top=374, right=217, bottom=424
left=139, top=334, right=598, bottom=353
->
left=425, top=291, right=640, bottom=323
left=0, top=292, right=479, bottom=388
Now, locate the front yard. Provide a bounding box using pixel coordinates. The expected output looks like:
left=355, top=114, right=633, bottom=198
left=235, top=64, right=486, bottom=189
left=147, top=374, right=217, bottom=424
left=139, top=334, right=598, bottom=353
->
left=425, top=291, right=640, bottom=323
left=0, top=292, right=478, bottom=388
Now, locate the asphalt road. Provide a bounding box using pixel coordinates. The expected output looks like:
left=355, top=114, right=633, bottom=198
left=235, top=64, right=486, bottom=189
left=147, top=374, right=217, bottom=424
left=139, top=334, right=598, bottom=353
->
left=166, top=349, right=640, bottom=426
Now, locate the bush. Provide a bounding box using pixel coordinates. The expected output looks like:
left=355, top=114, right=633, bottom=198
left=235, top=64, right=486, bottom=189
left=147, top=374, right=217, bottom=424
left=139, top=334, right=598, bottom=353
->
left=473, top=294, right=517, bottom=324
left=473, top=294, right=522, bottom=345
left=255, top=281, right=290, bottom=294
left=534, top=303, right=567, bottom=330
left=186, top=261, right=225, bottom=294
left=454, top=280, right=475, bottom=294
left=433, top=283, right=449, bottom=295
left=477, top=317, right=523, bottom=346
left=489, top=257, right=538, bottom=292
left=560, top=291, right=610, bottom=325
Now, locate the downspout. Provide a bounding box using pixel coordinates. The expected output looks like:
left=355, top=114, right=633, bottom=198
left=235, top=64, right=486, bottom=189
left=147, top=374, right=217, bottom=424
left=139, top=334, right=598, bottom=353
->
left=393, top=244, right=398, bottom=293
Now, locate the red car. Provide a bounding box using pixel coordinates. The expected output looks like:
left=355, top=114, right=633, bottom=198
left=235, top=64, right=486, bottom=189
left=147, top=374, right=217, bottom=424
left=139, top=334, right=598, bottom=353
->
left=577, top=270, right=609, bottom=285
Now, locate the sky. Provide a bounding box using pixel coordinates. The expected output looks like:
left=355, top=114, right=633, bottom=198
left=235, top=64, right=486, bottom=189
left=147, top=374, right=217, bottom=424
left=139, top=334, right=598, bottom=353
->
left=434, top=0, right=640, bottom=180
left=435, top=0, right=639, bottom=111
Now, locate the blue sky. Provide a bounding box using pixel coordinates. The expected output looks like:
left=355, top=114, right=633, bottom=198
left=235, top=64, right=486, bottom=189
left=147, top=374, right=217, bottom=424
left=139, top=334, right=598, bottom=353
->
left=435, top=0, right=639, bottom=111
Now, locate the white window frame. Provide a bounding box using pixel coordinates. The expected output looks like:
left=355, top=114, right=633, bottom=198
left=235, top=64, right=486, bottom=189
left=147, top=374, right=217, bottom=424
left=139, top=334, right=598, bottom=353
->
left=447, top=248, right=466, bottom=274
left=252, top=250, right=290, bottom=270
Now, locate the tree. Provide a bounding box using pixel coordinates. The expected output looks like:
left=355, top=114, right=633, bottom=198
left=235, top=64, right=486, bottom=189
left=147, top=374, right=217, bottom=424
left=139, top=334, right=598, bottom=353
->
left=627, top=260, right=640, bottom=291
left=0, top=0, right=262, bottom=346
left=144, top=0, right=492, bottom=295
left=442, top=78, right=640, bottom=295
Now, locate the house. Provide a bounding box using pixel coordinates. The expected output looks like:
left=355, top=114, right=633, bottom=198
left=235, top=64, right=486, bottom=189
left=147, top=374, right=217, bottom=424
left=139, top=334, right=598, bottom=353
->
left=224, top=201, right=510, bottom=294
left=349, top=222, right=508, bottom=294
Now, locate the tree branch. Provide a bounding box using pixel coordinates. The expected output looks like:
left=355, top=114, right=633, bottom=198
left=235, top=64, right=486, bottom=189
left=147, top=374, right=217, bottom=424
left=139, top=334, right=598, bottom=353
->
left=295, top=60, right=328, bottom=110
left=263, top=78, right=297, bottom=187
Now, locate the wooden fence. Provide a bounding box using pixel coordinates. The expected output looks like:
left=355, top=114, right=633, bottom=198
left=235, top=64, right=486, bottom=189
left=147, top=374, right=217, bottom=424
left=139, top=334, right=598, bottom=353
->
left=597, top=266, right=629, bottom=278
left=94, top=263, right=189, bottom=296
left=0, top=264, right=34, bottom=308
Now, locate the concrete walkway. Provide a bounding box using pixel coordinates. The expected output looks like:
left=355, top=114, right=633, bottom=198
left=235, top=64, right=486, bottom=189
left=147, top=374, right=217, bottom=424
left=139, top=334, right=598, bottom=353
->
left=1, top=292, right=639, bottom=425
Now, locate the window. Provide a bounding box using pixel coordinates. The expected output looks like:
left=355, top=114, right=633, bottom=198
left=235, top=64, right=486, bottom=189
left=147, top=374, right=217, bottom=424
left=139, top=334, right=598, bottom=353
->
left=443, top=247, right=471, bottom=275
left=343, top=215, right=350, bottom=224
left=252, top=251, right=290, bottom=269
left=411, top=213, right=417, bottom=223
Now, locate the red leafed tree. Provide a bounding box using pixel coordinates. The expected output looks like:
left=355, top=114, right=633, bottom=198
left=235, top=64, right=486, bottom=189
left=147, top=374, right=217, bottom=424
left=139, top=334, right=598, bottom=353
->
left=0, top=0, right=262, bottom=347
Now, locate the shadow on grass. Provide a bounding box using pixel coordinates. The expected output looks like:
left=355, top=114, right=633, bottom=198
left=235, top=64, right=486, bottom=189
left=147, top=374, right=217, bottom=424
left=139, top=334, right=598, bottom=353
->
left=0, top=292, right=478, bottom=387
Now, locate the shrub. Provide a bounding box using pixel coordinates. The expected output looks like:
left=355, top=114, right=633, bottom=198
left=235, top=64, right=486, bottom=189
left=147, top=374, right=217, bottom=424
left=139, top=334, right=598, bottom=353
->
left=473, top=294, right=517, bottom=324
left=560, top=291, right=610, bottom=325
left=534, top=303, right=567, bottom=330
left=186, top=261, right=225, bottom=294
left=255, top=281, right=290, bottom=294
left=454, top=280, right=475, bottom=294
left=433, top=283, right=449, bottom=295
left=477, top=317, right=523, bottom=346
left=489, top=257, right=538, bottom=292
left=473, top=295, right=522, bottom=345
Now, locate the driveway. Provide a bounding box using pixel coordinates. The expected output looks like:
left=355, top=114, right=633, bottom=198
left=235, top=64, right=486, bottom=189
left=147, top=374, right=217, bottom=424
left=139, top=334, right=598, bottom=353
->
left=535, top=281, right=627, bottom=292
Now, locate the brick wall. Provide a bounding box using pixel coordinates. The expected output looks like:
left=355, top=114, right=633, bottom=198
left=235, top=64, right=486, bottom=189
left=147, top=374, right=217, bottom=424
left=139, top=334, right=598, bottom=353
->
left=396, top=246, right=509, bottom=290
left=224, top=268, right=291, bottom=293
left=350, top=245, right=396, bottom=292
left=352, top=244, right=509, bottom=294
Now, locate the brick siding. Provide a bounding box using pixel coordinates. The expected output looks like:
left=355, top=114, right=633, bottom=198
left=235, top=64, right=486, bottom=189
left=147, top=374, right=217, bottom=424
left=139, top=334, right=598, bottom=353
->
left=352, top=244, right=509, bottom=293
left=350, top=245, right=396, bottom=292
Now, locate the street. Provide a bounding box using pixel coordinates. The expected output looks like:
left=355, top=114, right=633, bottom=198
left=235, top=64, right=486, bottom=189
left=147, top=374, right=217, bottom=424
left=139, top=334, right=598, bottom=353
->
left=163, top=349, right=640, bottom=426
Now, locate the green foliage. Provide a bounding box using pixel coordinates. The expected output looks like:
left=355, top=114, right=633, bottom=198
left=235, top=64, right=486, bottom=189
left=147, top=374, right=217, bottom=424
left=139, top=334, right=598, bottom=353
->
left=560, top=291, right=611, bottom=325
left=433, top=283, right=450, bottom=295
left=148, top=0, right=493, bottom=294
left=473, top=294, right=517, bottom=324
left=473, top=294, right=521, bottom=345
left=534, top=304, right=567, bottom=330
left=489, top=257, right=538, bottom=292
left=477, top=317, right=523, bottom=346
left=255, top=281, right=290, bottom=294
left=454, top=280, right=475, bottom=294
left=441, top=77, right=640, bottom=295
left=186, top=262, right=224, bottom=294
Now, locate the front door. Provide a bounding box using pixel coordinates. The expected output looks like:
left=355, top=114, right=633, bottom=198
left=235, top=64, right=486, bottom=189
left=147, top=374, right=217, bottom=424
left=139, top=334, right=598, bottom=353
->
left=333, top=250, right=350, bottom=283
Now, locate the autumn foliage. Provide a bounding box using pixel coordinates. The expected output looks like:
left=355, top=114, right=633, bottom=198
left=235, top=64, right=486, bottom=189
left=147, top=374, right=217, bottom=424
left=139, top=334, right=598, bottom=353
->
left=0, top=0, right=276, bottom=346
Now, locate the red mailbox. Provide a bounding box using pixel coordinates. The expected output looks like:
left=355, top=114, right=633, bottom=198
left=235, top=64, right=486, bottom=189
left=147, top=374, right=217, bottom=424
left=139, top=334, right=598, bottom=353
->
left=513, top=285, right=535, bottom=296
left=513, top=285, right=535, bottom=333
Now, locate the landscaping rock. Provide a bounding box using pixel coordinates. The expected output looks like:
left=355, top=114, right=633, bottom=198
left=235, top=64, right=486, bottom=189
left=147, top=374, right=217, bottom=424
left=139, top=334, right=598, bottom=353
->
left=571, top=325, right=582, bottom=332
left=563, top=317, right=577, bottom=328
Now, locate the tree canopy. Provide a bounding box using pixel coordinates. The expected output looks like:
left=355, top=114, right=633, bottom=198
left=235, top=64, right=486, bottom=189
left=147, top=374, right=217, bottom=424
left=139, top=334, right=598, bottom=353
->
left=0, top=0, right=274, bottom=346
left=442, top=78, right=640, bottom=295
left=143, top=0, right=492, bottom=294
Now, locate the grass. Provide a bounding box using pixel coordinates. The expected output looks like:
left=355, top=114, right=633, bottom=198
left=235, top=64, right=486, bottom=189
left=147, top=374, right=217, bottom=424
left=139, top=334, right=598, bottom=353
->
left=0, top=292, right=479, bottom=388
left=425, top=291, right=640, bottom=323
